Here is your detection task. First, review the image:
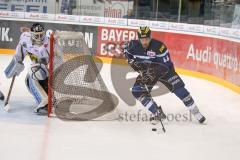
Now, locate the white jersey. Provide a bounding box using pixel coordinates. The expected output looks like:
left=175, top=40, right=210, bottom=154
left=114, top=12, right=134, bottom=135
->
left=4, top=31, right=50, bottom=110
left=14, top=32, right=50, bottom=64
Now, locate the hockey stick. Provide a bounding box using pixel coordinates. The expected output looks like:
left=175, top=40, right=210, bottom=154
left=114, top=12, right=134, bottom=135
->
left=144, top=83, right=166, bottom=133
left=3, top=75, right=16, bottom=112
left=158, top=112, right=166, bottom=133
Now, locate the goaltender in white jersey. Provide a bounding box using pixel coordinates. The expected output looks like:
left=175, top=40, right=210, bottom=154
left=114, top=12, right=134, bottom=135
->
left=4, top=23, right=52, bottom=115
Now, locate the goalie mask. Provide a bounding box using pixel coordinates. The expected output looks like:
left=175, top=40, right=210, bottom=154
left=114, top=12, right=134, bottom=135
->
left=31, top=23, right=45, bottom=45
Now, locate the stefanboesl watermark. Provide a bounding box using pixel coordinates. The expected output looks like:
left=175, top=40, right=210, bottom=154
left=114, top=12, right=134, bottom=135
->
left=118, top=110, right=193, bottom=123
left=52, top=54, right=173, bottom=121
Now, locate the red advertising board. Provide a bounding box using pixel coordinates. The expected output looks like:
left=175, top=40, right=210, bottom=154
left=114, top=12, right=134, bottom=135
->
left=97, top=26, right=138, bottom=58
left=97, top=26, right=240, bottom=86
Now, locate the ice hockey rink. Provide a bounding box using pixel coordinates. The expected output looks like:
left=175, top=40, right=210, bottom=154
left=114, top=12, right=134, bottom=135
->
left=0, top=53, right=240, bottom=160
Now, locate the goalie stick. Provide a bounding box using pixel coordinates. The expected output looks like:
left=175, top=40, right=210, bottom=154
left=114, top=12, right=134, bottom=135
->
left=3, top=75, right=16, bottom=112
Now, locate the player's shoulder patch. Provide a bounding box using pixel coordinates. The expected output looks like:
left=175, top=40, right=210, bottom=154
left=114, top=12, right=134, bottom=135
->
left=157, top=41, right=167, bottom=54
left=150, top=39, right=166, bottom=54
left=159, top=44, right=166, bottom=53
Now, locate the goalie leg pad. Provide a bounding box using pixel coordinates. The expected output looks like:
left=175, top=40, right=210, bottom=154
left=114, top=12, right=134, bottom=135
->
left=25, top=74, right=48, bottom=107
left=131, top=84, right=158, bottom=114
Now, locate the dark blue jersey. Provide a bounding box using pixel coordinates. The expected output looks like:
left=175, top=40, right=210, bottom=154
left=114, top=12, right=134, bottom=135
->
left=124, top=39, right=173, bottom=68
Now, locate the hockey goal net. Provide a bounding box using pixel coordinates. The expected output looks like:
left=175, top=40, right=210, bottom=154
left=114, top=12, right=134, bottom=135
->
left=48, top=31, right=118, bottom=120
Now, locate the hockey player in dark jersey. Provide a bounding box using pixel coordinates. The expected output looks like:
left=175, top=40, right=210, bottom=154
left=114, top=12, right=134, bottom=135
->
left=123, top=26, right=206, bottom=124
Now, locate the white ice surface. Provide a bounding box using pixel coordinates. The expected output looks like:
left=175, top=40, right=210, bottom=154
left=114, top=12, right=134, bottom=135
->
left=0, top=54, right=240, bottom=160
